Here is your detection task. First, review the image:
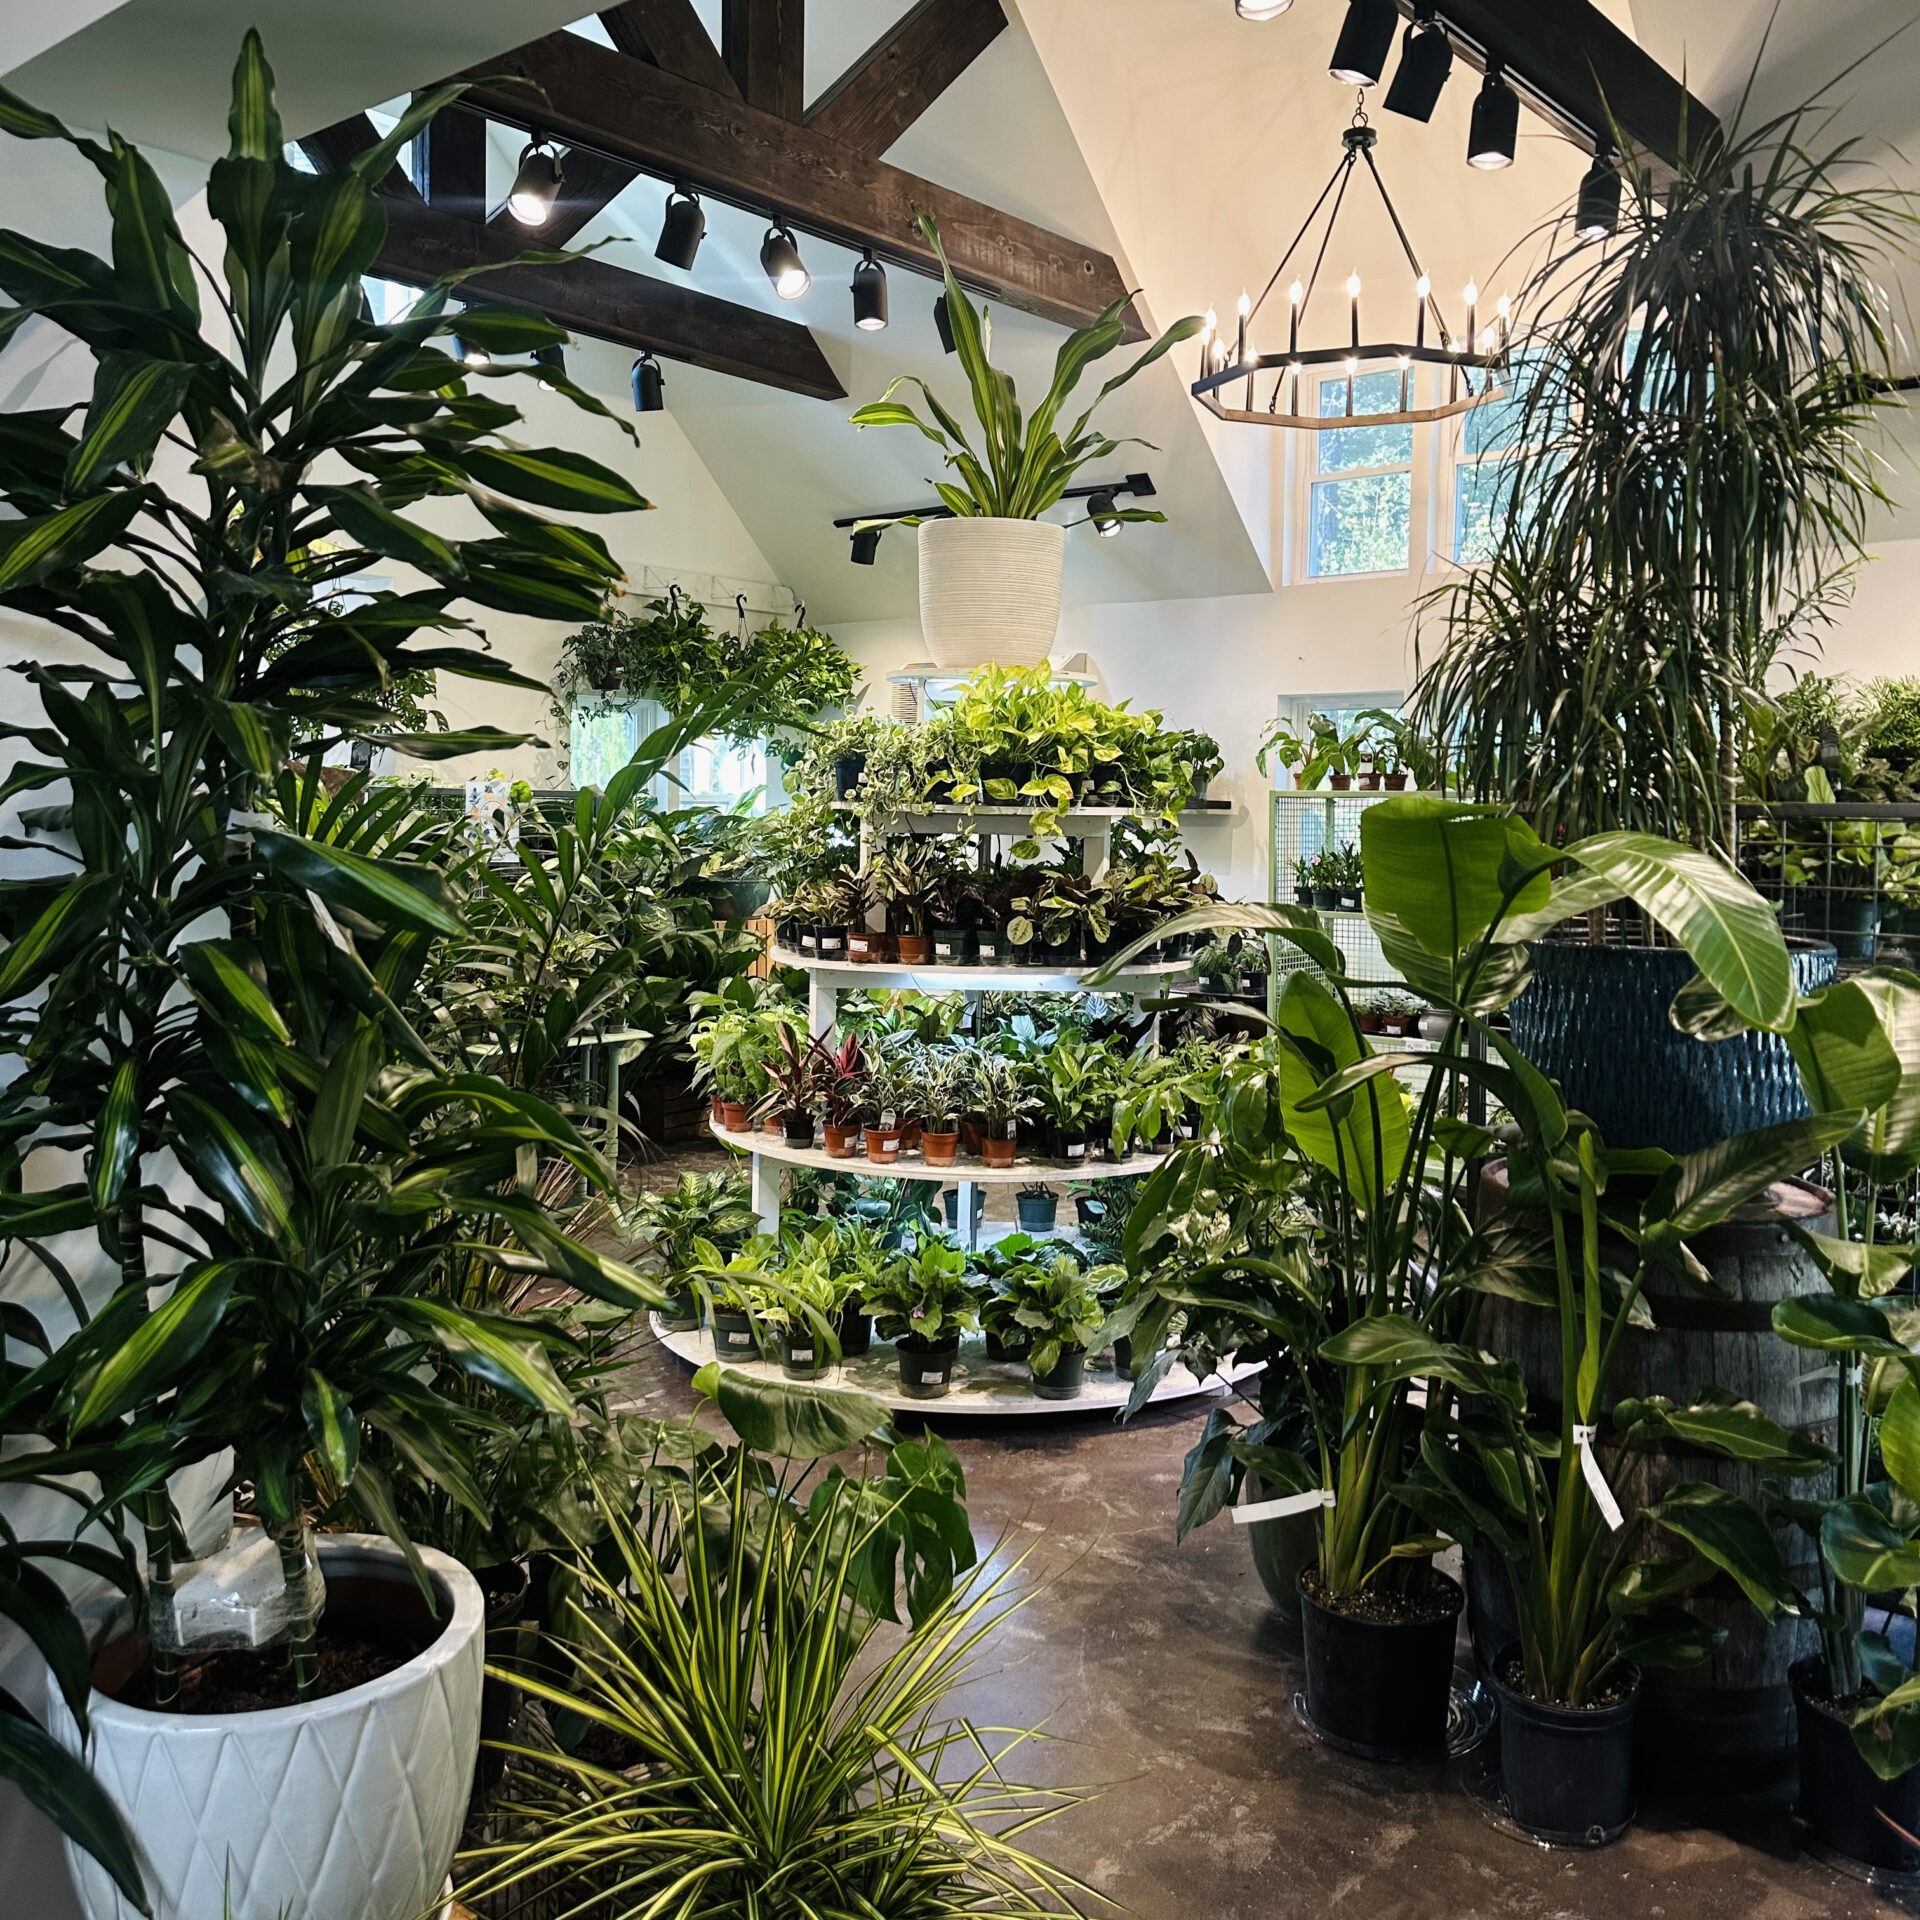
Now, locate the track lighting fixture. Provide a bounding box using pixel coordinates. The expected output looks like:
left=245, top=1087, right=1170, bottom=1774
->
left=533, top=344, right=566, bottom=390
left=849, top=525, right=884, bottom=565
left=852, top=252, right=888, bottom=331
left=1328, top=0, right=1398, bottom=87
left=1234, top=0, right=1292, bottom=17
left=1087, top=489, right=1122, bottom=537
left=1383, top=5, right=1451, bottom=122
left=760, top=224, right=810, bottom=300
left=655, top=186, right=705, bottom=270
left=1468, top=60, right=1519, bottom=169
left=1575, top=147, right=1622, bottom=239
left=507, top=135, right=563, bottom=227
left=631, top=352, right=664, bottom=412
left=933, top=292, right=957, bottom=354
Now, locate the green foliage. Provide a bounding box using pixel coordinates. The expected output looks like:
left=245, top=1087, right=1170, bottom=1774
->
left=851, top=209, right=1199, bottom=522
left=859, top=1232, right=979, bottom=1349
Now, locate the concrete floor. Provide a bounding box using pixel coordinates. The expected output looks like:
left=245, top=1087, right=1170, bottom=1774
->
left=621, top=1140, right=1906, bottom=1920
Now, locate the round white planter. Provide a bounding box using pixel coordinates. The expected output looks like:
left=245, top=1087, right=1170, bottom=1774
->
left=49, top=1534, right=483, bottom=1920
left=917, top=516, right=1065, bottom=670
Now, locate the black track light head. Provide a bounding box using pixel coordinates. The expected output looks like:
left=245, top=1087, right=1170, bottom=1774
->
left=655, top=187, right=705, bottom=270
left=850, top=525, right=884, bottom=566
left=631, top=351, right=665, bottom=412
left=1383, top=7, right=1452, bottom=122
left=508, top=135, right=563, bottom=227
left=1468, top=60, right=1520, bottom=170
left=1328, top=0, right=1398, bottom=87
left=852, top=252, right=889, bottom=331
left=760, top=224, right=810, bottom=300
left=1575, top=148, right=1622, bottom=239
left=1088, top=490, right=1122, bottom=537
left=532, top=343, right=566, bottom=390
left=933, top=292, right=958, bottom=354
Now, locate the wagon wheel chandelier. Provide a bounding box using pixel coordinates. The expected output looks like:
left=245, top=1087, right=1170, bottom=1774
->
left=1192, top=101, right=1509, bottom=430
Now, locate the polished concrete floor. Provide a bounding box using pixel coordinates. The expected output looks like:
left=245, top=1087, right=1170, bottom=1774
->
left=620, top=1143, right=1904, bottom=1919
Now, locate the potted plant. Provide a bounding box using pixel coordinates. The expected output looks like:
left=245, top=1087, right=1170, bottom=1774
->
left=1109, top=1050, right=1190, bottom=1159
left=1306, top=850, right=1340, bottom=912
left=1191, top=941, right=1240, bottom=998
left=1334, top=843, right=1363, bottom=912
left=861, top=1053, right=915, bottom=1164
left=812, top=1031, right=868, bottom=1158
left=1028, top=1032, right=1108, bottom=1165
left=863, top=1234, right=980, bottom=1396
left=690, top=1238, right=777, bottom=1359
left=630, top=1172, right=761, bottom=1328
left=830, top=868, right=875, bottom=962
left=751, top=1249, right=846, bottom=1381
left=869, top=839, right=945, bottom=965
left=1003, top=1253, right=1110, bottom=1400
left=767, top=1025, right=821, bottom=1149
left=975, top=1054, right=1034, bottom=1166
left=918, top=1050, right=969, bottom=1166
left=851, top=216, right=1199, bottom=669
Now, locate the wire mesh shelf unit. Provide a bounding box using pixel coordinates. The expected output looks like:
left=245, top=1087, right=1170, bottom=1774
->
left=1268, top=788, right=1425, bottom=986
left=1735, top=801, right=1920, bottom=969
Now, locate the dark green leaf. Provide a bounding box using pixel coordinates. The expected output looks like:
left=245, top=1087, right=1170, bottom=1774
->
left=692, top=1361, right=889, bottom=1460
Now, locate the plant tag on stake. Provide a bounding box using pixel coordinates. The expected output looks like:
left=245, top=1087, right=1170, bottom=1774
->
left=1233, top=1488, right=1336, bottom=1525
left=1573, top=1424, right=1624, bottom=1532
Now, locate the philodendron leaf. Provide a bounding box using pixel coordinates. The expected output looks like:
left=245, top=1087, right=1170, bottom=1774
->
left=1645, top=1481, right=1801, bottom=1620
left=691, top=1362, right=889, bottom=1461
left=1771, top=1292, right=1910, bottom=1356
left=1822, top=1493, right=1920, bottom=1593
left=1848, top=1691, right=1920, bottom=1782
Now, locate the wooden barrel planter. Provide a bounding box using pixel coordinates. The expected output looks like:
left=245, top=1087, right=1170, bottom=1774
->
left=1475, top=1164, right=1836, bottom=1794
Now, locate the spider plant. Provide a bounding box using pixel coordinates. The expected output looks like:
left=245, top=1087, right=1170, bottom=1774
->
left=850, top=211, right=1199, bottom=523
left=1411, top=63, right=1920, bottom=848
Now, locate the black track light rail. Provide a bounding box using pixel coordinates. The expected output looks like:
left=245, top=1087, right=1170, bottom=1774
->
left=832, top=473, right=1156, bottom=531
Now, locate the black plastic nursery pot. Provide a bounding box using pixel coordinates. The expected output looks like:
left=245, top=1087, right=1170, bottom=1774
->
left=1016, top=1191, right=1059, bottom=1233
left=943, top=1186, right=987, bottom=1231
left=834, top=751, right=866, bottom=799
left=897, top=1338, right=960, bottom=1397
left=778, top=1328, right=827, bottom=1380
left=984, top=1327, right=1030, bottom=1363
left=973, top=930, right=1006, bottom=966
left=1793, top=1658, right=1920, bottom=1872
left=710, top=1309, right=760, bottom=1360
left=781, top=1111, right=815, bottom=1148
left=658, top=1287, right=701, bottom=1332
left=812, top=924, right=846, bottom=961
left=1031, top=1347, right=1087, bottom=1400
left=1049, top=1124, right=1090, bottom=1169
left=1298, top=1569, right=1463, bottom=1761
left=930, top=926, right=973, bottom=965
left=838, top=1305, right=873, bottom=1357
left=1490, top=1652, right=1639, bottom=1846
left=472, top=1559, right=531, bottom=1801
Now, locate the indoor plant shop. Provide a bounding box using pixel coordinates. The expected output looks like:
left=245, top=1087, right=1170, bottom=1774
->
left=7, top=7, right=1920, bottom=1920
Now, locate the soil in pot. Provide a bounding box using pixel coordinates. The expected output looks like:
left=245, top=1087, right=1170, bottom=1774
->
left=823, top=1121, right=860, bottom=1159
left=1491, top=1653, right=1639, bottom=1846
left=1031, top=1347, right=1087, bottom=1400
left=718, top=1100, right=751, bottom=1132
left=1298, top=1568, right=1463, bottom=1760
left=897, top=1339, right=961, bottom=1397
left=865, top=1124, right=902, bottom=1164
left=1793, top=1658, right=1920, bottom=1872
left=897, top=933, right=933, bottom=964
left=922, top=1128, right=960, bottom=1166
left=1016, top=1191, right=1059, bottom=1232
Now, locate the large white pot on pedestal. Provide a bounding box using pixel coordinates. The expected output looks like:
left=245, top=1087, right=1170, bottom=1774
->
left=917, top=516, right=1066, bottom=670
left=50, top=1534, right=483, bottom=1920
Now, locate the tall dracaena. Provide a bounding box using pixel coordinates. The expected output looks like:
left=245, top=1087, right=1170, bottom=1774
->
left=1411, top=73, right=1917, bottom=851
left=0, top=31, right=652, bottom=1888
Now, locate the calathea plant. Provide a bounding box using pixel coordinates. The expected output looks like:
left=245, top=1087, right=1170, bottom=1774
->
left=0, top=30, right=656, bottom=1895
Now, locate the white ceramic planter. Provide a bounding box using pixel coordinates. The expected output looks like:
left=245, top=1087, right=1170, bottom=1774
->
left=917, top=516, right=1065, bottom=670
left=50, top=1534, right=483, bottom=1920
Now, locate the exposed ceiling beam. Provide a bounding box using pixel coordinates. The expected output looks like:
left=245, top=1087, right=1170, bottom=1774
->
left=597, top=0, right=738, bottom=98
left=723, top=0, right=805, bottom=121
left=805, top=0, right=1006, bottom=158
left=490, top=142, right=641, bottom=248
left=412, top=101, right=487, bottom=223
left=457, top=31, right=1145, bottom=339
left=1415, top=0, right=1716, bottom=177
left=302, top=115, right=842, bottom=400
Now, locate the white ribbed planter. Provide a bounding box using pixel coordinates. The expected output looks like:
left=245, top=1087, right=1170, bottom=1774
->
left=49, top=1535, right=483, bottom=1920
left=917, top=516, right=1065, bottom=670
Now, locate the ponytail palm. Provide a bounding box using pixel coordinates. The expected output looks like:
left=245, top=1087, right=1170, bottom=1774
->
left=851, top=211, right=1200, bottom=524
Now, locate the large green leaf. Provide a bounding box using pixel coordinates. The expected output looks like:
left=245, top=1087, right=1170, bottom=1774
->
left=1620, top=1394, right=1832, bottom=1472
left=1276, top=971, right=1408, bottom=1204
left=460, top=446, right=651, bottom=515
left=1787, top=977, right=1901, bottom=1120
left=1880, top=1378, right=1920, bottom=1507
left=1360, top=795, right=1551, bottom=959
left=1786, top=1225, right=1915, bottom=1302
left=1771, top=1292, right=1909, bottom=1356
left=692, top=1362, right=889, bottom=1460
left=167, top=1091, right=294, bottom=1244
left=1650, top=1111, right=1865, bottom=1243
left=1563, top=832, right=1795, bottom=1031
left=68, top=1261, right=239, bottom=1430
left=1823, top=1493, right=1920, bottom=1592
left=1646, top=1481, right=1801, bottom=1619
left=0, top=492, right=145, bottom=597
left=255, top=829, right=463, bottom=937
left=1085, top=900, right=1344, bottom=984
left=309, top=483, right=464, bottom=578
left=64, top=351, right=195, bottom=494
left=0, top=1690, right=148, bottom=1914
left=179, top=938, right=290, bottom=1044
left=301, top=1371, right=359, bottom=1488
left=389, top=1299, right=572, bottom=1417
left=1837, top=969, right=1920, bottom=1181
left=0, top=1559, right=91, bottom=1729
left=1318, top=1313, right=1523, bottom=1407
left=88, top=1058, right=140, bottom=1210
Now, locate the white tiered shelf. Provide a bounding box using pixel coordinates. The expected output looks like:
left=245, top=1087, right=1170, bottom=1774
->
left=710, top=1117, right=1170, bottom=1183
left=649, top=1316, right=1258, bottom=1418
left=767, top=945, right=1187, bottom=994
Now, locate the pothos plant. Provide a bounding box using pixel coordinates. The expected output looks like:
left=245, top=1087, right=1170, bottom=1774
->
left=0, top=31, right=659, bottom=1898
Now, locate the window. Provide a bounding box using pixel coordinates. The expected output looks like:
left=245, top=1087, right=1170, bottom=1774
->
left=1306, top=370, right=1414, bottom=579
left=567, top=696, right=769, bottom=814
left=1451, top=357, right=1534, bottom=564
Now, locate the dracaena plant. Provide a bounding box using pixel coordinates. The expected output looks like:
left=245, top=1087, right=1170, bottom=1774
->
left=850, top=211, right=1200, bottom=523
left=0, top=31, right=657, bottom=1897
left=1095, top=798, right=1839, bottom=1662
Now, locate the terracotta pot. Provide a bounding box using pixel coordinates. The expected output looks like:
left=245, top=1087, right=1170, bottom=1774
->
left=709, top=1093, right=725, bottom=1122
left=719, top=1100, right=751, bottom=1132
left=958, top=1114, right=986, bottom=1158
left=983, top=1133, right=1017, bottom=1168
left=865, top=1125, right=902, bottom=1164
left=922, top=1129, right=960, bottom=1166
left=901, top=1118, right=923, bottom=1152
left=1329, top=773, right=1353, bottom=791
left=877, top=931, right=899, bottom=962
left=823, top=1122, right=860, bottom=1160
left=896, top=934, right=933, bottom=964
left=760, top=1111, right=783, bottom=1136
left=1386, top=771, right=1411, bottom=790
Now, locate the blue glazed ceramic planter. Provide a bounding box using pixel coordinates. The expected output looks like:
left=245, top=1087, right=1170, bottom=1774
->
left=1508, top=940, right=1836, bottom=1154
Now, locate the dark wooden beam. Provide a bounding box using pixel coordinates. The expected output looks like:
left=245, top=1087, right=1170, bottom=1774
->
left=412, top=101, right=487, bottom=223
left=598, top=0, right=737, bottom=97
left=723, top=0, right=805, bottom=121
left=299, top=116, right=413, bottom=197
left=490, top=143, right=640, bottom=248
left=372, top=196, right=845, bottom=399
left=457, top=31, right=1145, bottom=339
left=1418, top=0, right=1716, bottom=177
left=806, top=0, right=1006, bottom=158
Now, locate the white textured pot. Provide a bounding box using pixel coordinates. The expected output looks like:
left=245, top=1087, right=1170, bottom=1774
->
left=917, top=516, right=1065, bottom=670
left=50, top=1534, right=483, bottom=1920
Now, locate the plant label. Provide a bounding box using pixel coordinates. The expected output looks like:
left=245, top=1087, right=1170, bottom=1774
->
left=921, top=1369, right=945, bottom=1385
